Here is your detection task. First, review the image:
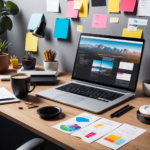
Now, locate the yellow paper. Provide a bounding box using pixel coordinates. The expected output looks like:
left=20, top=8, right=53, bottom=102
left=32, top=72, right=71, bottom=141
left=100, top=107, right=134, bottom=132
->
left=73, top=1, right=83, bottom=10
left=122, top=28, right=143, bottom=39
left=110, top=17, right=119, bottom=23
left=77, top=0, right=88, bottom=18
left=77, top=25, right=83, bottom=32
left=108, top=0, right=120, bottom=13
left=107, top=134, right=121, bottom=141
left=25, top=32, right=38, bottom=52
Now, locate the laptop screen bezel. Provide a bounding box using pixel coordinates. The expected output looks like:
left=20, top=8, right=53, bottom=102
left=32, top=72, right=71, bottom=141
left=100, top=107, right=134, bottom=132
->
left=72, top=33, right=145, bottom=93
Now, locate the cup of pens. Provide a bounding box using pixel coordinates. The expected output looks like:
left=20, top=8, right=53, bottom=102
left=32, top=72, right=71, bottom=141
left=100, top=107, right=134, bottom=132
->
left=43, top=50, right=58, bottom=71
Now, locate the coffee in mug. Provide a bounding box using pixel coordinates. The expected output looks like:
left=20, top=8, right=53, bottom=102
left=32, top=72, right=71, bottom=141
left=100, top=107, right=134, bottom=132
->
left=12, top=74, right=29, bottom=79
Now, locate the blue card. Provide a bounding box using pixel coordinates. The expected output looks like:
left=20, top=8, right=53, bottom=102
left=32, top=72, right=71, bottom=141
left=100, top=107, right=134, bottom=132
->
left=27, top=13, right=44, bottom=30
left=53, top=18, right=70, bottom=39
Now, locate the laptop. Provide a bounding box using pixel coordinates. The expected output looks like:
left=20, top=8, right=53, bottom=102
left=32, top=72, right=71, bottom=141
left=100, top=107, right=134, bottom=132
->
left=36, top=33, right=145, bottom=113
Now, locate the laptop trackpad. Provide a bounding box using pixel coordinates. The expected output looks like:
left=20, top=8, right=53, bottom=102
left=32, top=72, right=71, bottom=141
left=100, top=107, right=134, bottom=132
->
left=54, top=93, right=85, bottom=105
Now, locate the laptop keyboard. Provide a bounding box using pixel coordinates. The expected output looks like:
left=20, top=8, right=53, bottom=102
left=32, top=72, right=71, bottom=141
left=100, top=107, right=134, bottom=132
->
left=56, top=83, right=124, bottom=102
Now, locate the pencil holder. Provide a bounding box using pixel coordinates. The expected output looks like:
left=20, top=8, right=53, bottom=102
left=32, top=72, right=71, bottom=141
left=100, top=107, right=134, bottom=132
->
left=43, top=61, right=58, bottom=71
left=10, top=59, right=18, bottom=68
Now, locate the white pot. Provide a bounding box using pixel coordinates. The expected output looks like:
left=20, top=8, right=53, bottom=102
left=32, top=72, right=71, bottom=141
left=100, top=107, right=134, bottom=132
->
left=43, top=61, right=58, bottom=71
left=143, top=79, right=150, bottom=96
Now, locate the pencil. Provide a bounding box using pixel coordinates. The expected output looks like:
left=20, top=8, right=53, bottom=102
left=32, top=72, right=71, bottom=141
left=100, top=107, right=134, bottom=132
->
left=43, top=52, right=47, bottom=61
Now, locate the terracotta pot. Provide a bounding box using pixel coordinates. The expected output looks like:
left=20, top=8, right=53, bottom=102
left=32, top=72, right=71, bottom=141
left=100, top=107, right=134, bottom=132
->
left=0, top=53, right=9, bottom=73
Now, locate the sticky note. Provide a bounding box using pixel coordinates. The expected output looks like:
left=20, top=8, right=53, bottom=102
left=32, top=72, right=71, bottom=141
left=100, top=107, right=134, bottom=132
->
left=77, top=0, right=88, bottom=18
left=108, top=0, right=120, bottom=13
left=122, top=28, right=143, bottom=38
left=92, top=0, right=106, bottom=7
left=92, top=14, right=108, bottom=28
left=66, top=1, right=79, bottom=18
left=53, top=18, right=70, bottom=39
left=25, top=32, right=38, bottom=52
left=27, top=14, right=44, bottom=30
left=119, top=0, right=136, bottom=12
left=46, top=0, right=59, bottom=12
left=77, top=25, right=83, bottom=32
left=76, top=117, right=90, bottom=122
left=110, top=17, right=119, bottom=23
left=73, top=1, right=83, bottom=10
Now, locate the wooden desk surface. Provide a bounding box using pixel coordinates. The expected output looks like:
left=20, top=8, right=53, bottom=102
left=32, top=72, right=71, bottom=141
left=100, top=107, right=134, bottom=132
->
left=0, top=66, right=150, bottom=150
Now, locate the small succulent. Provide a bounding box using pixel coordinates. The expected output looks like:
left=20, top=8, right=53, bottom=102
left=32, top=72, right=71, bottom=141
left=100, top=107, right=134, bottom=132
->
left=0, top=39, right=11, bottom=55
left=24, top=52, right=34, bottom=60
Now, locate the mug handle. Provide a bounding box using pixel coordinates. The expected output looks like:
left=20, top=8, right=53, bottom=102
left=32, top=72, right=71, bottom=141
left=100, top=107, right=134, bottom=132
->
left=27, top=82, right=36, bottom=93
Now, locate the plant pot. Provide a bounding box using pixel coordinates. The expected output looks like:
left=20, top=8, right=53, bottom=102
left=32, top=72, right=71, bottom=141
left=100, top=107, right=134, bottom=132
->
left=43, top=61, right=58, bottom=71
left=22, top=58, right=36, bottom=70
left=0, top=53, right=9, bottom=73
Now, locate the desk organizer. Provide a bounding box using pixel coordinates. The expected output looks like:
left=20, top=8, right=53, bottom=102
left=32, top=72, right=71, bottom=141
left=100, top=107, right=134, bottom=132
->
left=137, top=110, right=150, bottom=124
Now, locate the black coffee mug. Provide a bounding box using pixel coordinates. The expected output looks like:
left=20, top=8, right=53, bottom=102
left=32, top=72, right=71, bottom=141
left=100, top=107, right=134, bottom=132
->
left=10, top=73, right=36, bottom=98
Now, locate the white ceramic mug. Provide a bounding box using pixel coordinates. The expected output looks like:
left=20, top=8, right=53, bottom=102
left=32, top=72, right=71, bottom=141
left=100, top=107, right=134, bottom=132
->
left=143, top=79, right=150, bottom=96
left=43, top=61, right=58, bottom=71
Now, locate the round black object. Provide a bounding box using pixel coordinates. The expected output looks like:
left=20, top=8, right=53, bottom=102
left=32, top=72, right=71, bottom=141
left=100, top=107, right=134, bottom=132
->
left=137, top=110, right=150, bottom=125
left=37, top=106, right=62, bottom=118
left=22, top=58, right=36, bottom=70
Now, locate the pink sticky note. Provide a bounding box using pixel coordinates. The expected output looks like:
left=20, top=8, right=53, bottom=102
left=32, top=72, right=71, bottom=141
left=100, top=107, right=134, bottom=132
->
left=119, top=0, right=136, bottom=12
left=92, top=14, right=107, bottom=28
left=66, top=1, right=79, bottom=18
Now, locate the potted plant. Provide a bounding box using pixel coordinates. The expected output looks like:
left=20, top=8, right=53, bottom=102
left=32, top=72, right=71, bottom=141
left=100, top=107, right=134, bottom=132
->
left=0, top=0, right=19, bottom=72
left=22, top=52, right=36, bottom=70
left=0, top=39, right=11, bottom=72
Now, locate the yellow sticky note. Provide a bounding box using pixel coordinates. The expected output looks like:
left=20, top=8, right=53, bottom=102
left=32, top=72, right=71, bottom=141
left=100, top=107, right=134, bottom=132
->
left=77, top=0, right=88, bottom=18
left=77, top=25, right=83, bottom=32
left=122, top=28, right=143, bottom=39
left=73, top=1, right=83, bottom=10
left=108, top=0, right=120, bottom=13
left=25, top=32, right=38, bottom=52
left=110, top=17, right=119, bottom=23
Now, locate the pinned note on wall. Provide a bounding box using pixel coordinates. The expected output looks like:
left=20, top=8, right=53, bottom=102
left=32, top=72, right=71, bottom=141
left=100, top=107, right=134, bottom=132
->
left=25, top=32, right=38, bottom=52
left=53, top=18, right=70, bottom=39
left=73, top=1, right=83, bottom=10
left=92, top=14, right=108, bottom=28
left=77, top=0, right=88, bottom=18
left=66, top=1, right=79, bottom=18
left=108, top=0, right=120, bottom=13
left=77, top=25, right=83, bottom=32
left=119, top=0, right=136, bottom=12
left=122, top=28, right=143, bottom=38
left=110, top=17, right=119, bottom=23
left=46, top=0, right=59, bottom=12
left=27, top=14, right=44, bottom=30
left=91, top=0, right=106, bottom=7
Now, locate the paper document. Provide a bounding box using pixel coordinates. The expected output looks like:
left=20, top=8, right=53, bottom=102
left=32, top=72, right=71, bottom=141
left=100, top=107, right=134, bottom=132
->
left=73, top=1, right=82, bottom=10
left=108, top=0, right=120, bottom=13
left=46, top=0, right=59, bottom=12
left=0, top=87, right=20, bottom=104
left=91, top=0, right=106, bottom=7
left=66, top=1, right=79, bottom=18
left=52, top=113, right=100, bottom=134
left=72, top=118, right=122, bottom=143
left=128, top=18, right=148, bottom=26
left=27, top=14, right=44, bottom=30
left=110, top=17, right=119, bottom=23
left=53, top=18, right=70, bottom=39
left=122, top=28, right=143, bottom=38
left=77, top=25, right=83, bottom=32
left=77, top=0, right=88, bottom=18
left=92, top=14, right=107, bottom=28
left=119, top=0, right=136, bottom=12
left=127, top=24, right=137, bottom=31
left=25, top=32, right=38, bottom=52
left=137, top=0, right=150, bottom=16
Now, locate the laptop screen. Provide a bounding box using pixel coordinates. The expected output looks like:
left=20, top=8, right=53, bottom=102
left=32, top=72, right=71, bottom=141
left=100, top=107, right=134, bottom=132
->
left=72, top=34, right=145, bottom=92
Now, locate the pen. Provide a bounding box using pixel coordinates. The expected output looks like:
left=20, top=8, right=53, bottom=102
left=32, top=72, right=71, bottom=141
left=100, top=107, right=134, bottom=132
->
left=0, top=98, right=16, bottom=101
left=110, top=105, right=129, bottom=118
left=115, top=106, right=134, bottom=118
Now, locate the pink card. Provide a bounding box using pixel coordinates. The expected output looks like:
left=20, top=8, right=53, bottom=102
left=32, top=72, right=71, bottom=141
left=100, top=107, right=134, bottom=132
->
left=92, top=14, right=108, bottom=28
left=119, top=0, right=136, bottom=12
left=66, top=1, right=79, bottom=18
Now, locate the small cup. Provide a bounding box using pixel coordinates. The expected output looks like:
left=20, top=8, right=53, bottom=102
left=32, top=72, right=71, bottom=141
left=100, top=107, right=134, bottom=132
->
left=143, top=79, right=150, bottom=96
left=43, top=61, right=58, bottom=71
left=10, top=73, right=36, bottom=98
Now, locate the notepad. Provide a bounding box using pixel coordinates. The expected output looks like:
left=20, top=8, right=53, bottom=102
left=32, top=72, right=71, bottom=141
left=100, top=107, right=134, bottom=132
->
left=46, top=0, right=59, bottom=12
left=53, top=18, right=70, bottom=39
left=108, top=0, right=120, bottom=13
left=119, top=0, right=136, bottom=12
left=77, top=0, right=88, bottom=18
left=27, top=14, right=44, bottom=30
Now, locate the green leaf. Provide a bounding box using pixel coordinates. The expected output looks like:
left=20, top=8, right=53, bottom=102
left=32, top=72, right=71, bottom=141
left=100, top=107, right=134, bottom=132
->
left=1, top=16, right=13, bottom=30
left=4, top=1, right=19, bottom=15
left=0, top=22, right=7, bottom=34
left=0, top=0, right=4, bottom=12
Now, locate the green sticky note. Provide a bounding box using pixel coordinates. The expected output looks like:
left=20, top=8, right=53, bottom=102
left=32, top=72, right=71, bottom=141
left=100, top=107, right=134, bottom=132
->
left=27, top=13, right=44, bottom=30
left=53, top=18, right=70, bottom=39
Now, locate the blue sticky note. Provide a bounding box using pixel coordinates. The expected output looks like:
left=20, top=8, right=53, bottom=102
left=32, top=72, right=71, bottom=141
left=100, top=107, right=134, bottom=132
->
left=114, top=139, right=126, bottom=145
left=27, top=14, right=44, bottom=30
left=76, top=117, right=90, bottom=122
left=53, top=18, right=70, bottom=39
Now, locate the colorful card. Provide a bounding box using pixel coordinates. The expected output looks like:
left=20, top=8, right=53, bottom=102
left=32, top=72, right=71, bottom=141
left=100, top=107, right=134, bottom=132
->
left=119, top=0, right=136, bottom=12
left=72, top=118, right=122, bottom=143
left=108, top=0, right=120, bottom=13
left=77, top=0, right=88, bottom=18
left=110, top=17, right=119, bottom=23
left=77, top=25, right=83, bottom=32
left=52, top=113, right=100, bottom=134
